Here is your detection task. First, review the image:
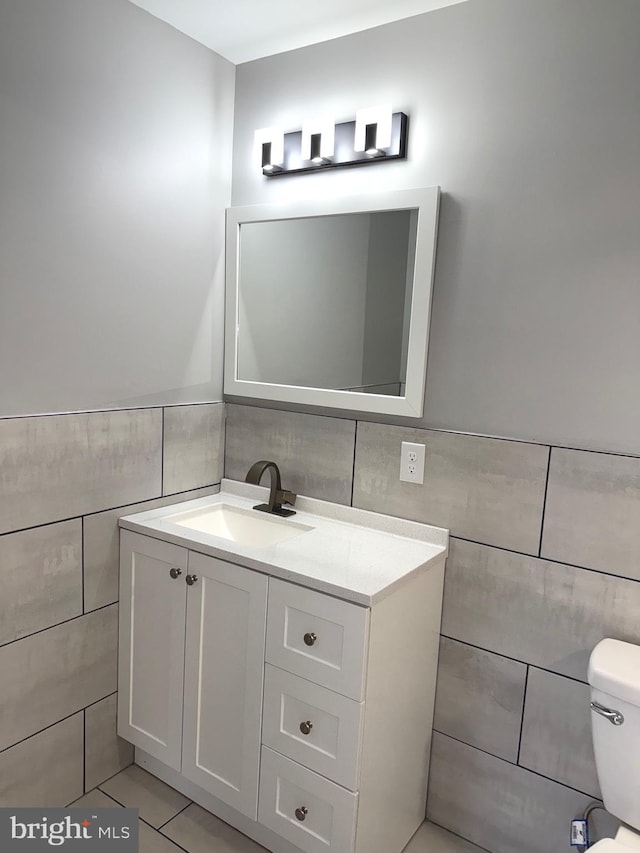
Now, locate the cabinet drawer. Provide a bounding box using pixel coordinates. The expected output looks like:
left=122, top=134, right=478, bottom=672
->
left=258, top=747, right=358, bottom=853
left=262, top=665, right=363, bottom=791
left=266, top=579, right=369, bottom=700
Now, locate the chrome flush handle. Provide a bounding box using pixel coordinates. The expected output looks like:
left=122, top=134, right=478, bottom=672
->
left=590, top=701, right=624, bottom=726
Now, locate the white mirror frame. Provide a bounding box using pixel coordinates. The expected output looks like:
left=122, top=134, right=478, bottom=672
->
left=224, top=186, right=440, bottom=418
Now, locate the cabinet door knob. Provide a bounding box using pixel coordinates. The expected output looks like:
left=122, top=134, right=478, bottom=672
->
left=299, top=720, right=313, bottom=735
left=295, top=806, right=308, bottom=822
left=186, top=574, right=198, bottom=586
left=169, top=568, right=182, bottom=579
left=303, top=632, right=317, bottom=646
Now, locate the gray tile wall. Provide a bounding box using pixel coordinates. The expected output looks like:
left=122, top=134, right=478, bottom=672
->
left=224, top=404, right=640, bottom=853
left=225, top=405, right=355, bottom=504
left=0, top=402, right=225, bottom=806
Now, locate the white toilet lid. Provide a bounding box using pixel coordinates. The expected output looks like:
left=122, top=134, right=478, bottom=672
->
left=590, top=841, right=637, bottom=852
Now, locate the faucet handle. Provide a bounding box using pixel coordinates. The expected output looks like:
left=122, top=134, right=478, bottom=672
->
left=278, top=489, right=297, bottom=506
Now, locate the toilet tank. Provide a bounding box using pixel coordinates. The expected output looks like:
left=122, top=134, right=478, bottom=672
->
left=589, top=639, right=640, bottom=830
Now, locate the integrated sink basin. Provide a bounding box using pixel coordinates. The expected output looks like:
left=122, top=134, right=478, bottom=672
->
left=167, top=503, right=313, bottom=549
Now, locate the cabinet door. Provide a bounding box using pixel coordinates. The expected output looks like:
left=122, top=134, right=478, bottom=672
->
left=181, top=552, right=268, bottom=819
left=118, top=531, right=187, bottom=770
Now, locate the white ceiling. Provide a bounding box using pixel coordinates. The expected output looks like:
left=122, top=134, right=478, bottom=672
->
left=128, top=0, right=468, bottom=65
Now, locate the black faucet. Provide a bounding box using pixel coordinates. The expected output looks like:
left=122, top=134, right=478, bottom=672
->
left=245, top=460, right=297, bottom=517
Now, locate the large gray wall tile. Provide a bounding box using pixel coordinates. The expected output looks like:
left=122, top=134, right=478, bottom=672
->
left=0, top=713, right=83, bottom=807
left=353, top=422, right=549, bottom=553
left=225, top=404, right=356, bottom=504
left=541, top=448, right=640, bottom=581
left=0, top=410, right=162, bottom=534
left=434, top=637, right=526, bottom=762
left=427, top=732, right=591, bottom=853
left=85, top=693, right=134, bottom=791
left=520, top=668, right=599, bottom=798
left=441, top=539, right=640, bottom=681
left=0, top=605, right=118, bottom=750
left=0, top=519, right=82, bottom=645
left=163, top=404, right=225, bottom=496
left=83, top=485, right=220, bottom=612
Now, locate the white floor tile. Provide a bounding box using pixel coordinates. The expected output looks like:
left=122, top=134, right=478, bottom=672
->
left=162, top=803, right=268, bottom=853
left=99, top=765, right=190, bottom=828
left=404, top=821, right=489, bottom=852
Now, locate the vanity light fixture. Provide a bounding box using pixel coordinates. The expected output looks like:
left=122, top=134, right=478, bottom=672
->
left=364, top=125, right=384, bottom=157
left=309, top=134, right=326, bottom=164
left=301, top=116, right=335, bottom=166
left=255, top=126, right=284, bottom=174
left=257, top=106, right=408, bottom=177
left=261, top=142, right=282, bottom=173
left=354, top=105, right=393, bottom=157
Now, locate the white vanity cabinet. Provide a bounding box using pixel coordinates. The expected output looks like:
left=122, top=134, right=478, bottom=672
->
left=117, top=530, right=268, bottom=819
left=117, top=487, right=448, bottom=853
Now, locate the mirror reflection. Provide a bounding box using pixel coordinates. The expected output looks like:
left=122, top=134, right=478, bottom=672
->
left=237, top=210, right=418, bottom=396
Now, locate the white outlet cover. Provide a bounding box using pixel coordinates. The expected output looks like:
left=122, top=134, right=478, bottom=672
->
left=400, top=441, right=426, bottom=484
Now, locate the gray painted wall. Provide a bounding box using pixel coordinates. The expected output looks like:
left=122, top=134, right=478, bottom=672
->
left=231, top=0, right=640, bottom=455
left=0, top=0, right=234, bottom=416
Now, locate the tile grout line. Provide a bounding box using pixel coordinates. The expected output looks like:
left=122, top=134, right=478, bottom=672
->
left=0, top=402, right=221, bottom=422
left=439, top=634, right=592, bottom=684
left=1, top=690, right=120, bottom=760
left=82, top=708, right=86, bottom=795
left=161, top=406, right=166, bottom=497
left=3, top=401, right=640, bottom=459
left=0, top=708, right=83, bottom=757
left=69, top=788, right=122, bottom=808
left=350, top=420, right=358, bottom=506
left=0, top=483, right=221, bottom=540
left=515, top=664, right=530, bottom=765
left=157, top=801, right=192, bottom=830
left=433, top=729, right=600, bottom=799
left=95, top=785, right=193, bottom=851
left=81, top=516, right=86, bottom=615
left=425, top=820, right=493, bottom=853
left=449, top=534, right=640, bottom=585
left=0, top=600, right=117, bottom=651
left=154, top=821, right=192, bottom=853
left=537, top=446, right=552, bottom=557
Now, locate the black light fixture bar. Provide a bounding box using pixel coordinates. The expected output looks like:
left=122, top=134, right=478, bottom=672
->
left=262, top=112, right=408, bottom=178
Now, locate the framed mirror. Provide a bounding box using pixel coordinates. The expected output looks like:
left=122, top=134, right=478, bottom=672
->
left=224, top=187, right=440, bottom=417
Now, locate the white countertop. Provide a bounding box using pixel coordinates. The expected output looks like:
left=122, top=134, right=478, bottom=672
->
left=119, top=479, right=448, bottom=606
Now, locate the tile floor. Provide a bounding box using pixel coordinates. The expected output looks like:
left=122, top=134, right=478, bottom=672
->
left=70, top=764, right=487, bottom=853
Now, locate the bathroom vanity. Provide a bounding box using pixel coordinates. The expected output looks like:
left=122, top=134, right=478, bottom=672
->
left=117, top=480, right=448, bottom=853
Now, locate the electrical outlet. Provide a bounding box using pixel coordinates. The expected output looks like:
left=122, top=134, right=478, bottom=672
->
left=400, top=441, right=425, bottom=484
left=570, top=819, right=588, bottom=847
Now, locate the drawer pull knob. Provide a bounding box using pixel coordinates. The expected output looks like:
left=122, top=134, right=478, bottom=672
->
left=169, top=568, right=182, bottom=579
left=299, top=720, right=313, bottom=735
left=295, top=806, right=308, bottom=822
left=303, top=632, right=317, bottom=646
left=186, top=574, right=198, bottom=586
